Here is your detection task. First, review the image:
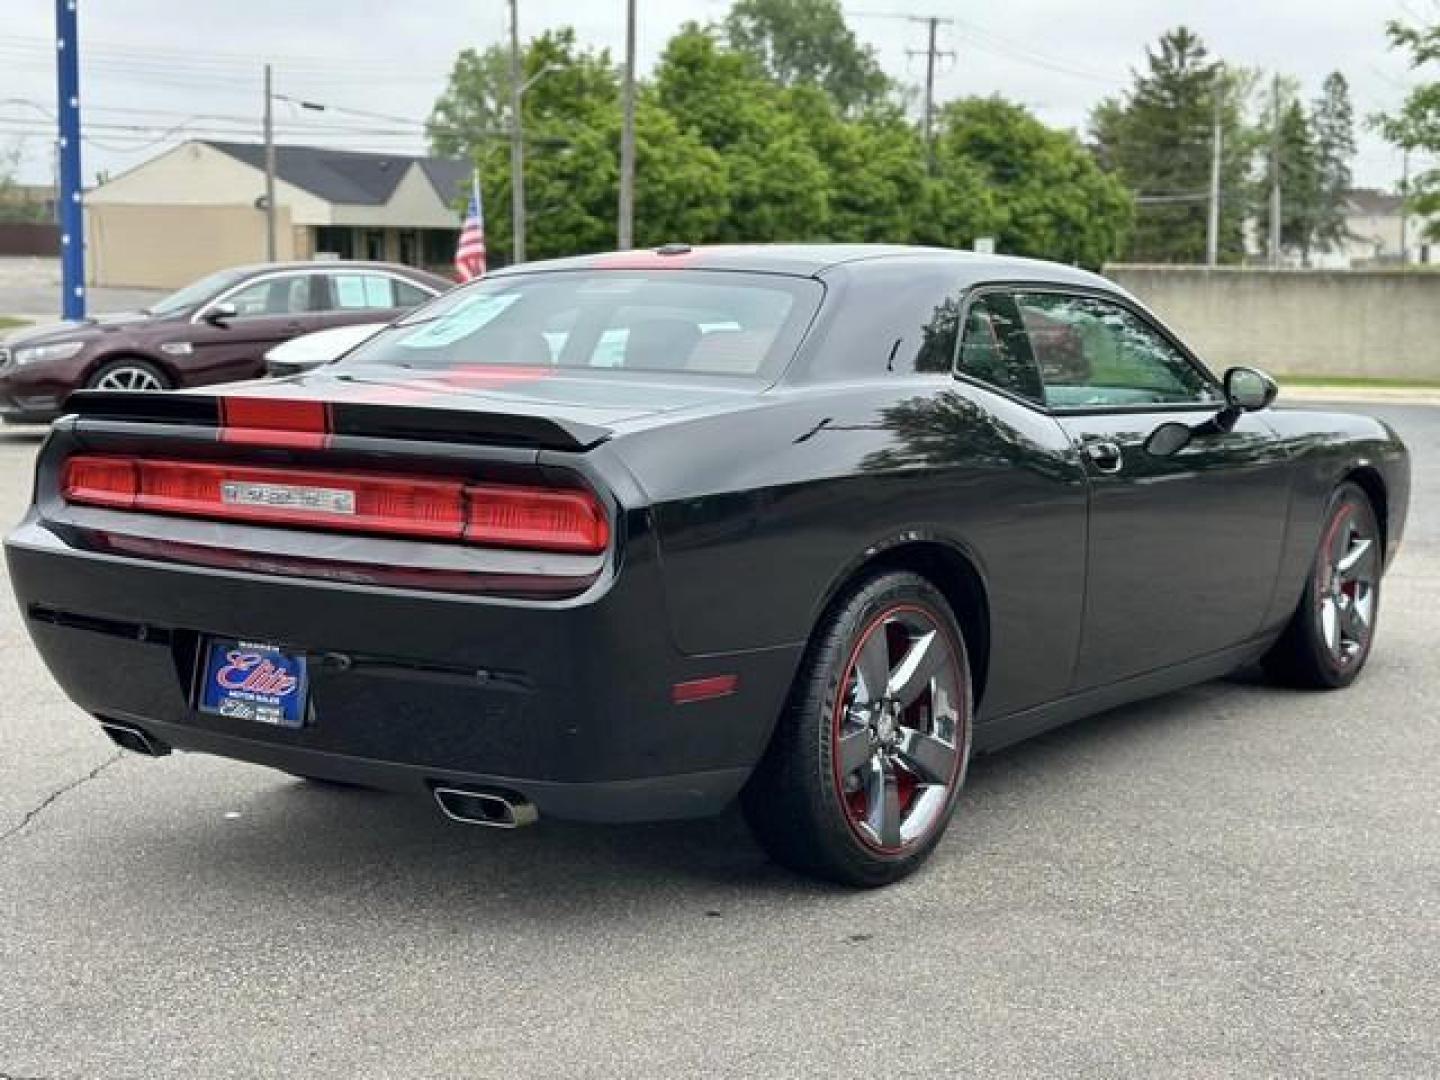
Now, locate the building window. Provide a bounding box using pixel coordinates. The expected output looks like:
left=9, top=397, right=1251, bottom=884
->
left=424, top=228, right=459, bottom=268
left=314, top=226, right=353, bottom=260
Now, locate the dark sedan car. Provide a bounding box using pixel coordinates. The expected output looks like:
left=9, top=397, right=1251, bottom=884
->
left=0, top=261, right=449, bottom=423
left=6, top=245, right=1410, bottom=886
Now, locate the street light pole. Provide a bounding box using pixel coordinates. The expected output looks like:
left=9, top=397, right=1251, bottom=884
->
left=263, top=62, right=276, bottom=261
left=54, top=0, right=85, bottom=320
left=508, top=0, right=526, bottom=264
left=617, top=0, right=637, bottom=250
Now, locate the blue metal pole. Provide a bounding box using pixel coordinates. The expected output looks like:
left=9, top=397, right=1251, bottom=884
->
left=55, top=0, right=85, bottom=321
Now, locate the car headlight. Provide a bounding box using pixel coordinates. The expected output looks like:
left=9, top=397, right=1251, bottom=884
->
left=14, top=341, right=86, bottom=366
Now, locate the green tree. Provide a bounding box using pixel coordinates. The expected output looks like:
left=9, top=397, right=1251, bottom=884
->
left=1376, top=17, right=1440, bottom=241
left=937, top=97, right=1132, bottom=267
left=655, top=23, right=830, bottom=241
left=1310, top=72, right=1356, bottom=253
left=782, top=85, right=931, bottom=241
left=426, top=44, right=513, bottom=158
left=724, top=0, right=890, bottom=113
left=427, top=29, right=726, bottom=261
left=0, top=141, right=50, bottom=224
left=1256, top=92, right=1323, bottom=261
left=1090, top=28, right=1251, bottom=263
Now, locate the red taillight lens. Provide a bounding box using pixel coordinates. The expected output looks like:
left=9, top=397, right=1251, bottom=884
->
left=465, top=484, right=609, bottom=553
left=61, top=455, right=609, bottom=554
left=62, top=456, right=138, bottom=508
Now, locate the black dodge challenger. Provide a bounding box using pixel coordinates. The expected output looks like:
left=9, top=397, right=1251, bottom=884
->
left=5, top=245, right=1411, bottom=886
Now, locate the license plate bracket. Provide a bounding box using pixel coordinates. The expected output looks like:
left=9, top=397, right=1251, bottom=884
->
left=197, top=639, right=310, bottom=729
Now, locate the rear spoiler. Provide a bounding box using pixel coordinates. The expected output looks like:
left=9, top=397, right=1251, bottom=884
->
left=64, top=390, right=613, bottom=453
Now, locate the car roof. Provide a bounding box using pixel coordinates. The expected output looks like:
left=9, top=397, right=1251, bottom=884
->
left=222, top=260, right=440, bottom=279
left=491, top=244, right=1121, bottom=294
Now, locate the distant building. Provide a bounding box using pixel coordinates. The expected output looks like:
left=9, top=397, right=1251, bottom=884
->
left=1243, top=188, right=1436, bottom=269
left=84, top=141, right=468, bottom=288
left=1338, top=188, right=1435, bottom=268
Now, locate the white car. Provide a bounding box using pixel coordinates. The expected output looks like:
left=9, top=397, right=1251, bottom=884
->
left=264, top=322, right=386, bottom=378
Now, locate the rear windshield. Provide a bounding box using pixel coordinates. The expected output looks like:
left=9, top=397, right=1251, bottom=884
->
left=341, top=269, right=822, bottom=379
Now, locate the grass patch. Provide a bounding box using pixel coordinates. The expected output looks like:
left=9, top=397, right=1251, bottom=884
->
left=0, top=316, right=32, bottom=332
left=1279, top=375, right=1440, bottom=390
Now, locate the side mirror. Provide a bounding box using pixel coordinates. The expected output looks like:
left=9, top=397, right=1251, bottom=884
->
left=204, top=301, right=238, bottom=326
left=1223, top=366, right=1278, bottom=412
left=1144, top=420, right=1193, bottom=457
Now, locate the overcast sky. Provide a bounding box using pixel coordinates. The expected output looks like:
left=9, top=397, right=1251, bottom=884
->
left=2, top=0, right=1429, bottom=193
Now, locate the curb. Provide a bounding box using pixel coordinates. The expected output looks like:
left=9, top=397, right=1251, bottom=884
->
left=1279, top=385, right=1440, bottom=406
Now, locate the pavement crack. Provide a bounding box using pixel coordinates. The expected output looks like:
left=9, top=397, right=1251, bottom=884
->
left=0, top=751, right=123, bottom=845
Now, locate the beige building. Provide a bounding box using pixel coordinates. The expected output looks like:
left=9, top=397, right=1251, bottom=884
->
left=1339, top=189, right=1436, bottom=268
left=85, top=141, right=469, bottom=288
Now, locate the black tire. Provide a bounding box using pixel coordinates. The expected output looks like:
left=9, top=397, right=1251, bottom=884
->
left=86, top=357, right=171, bottom=393
left=1262, top=482, right=1382, bottom=689
left=742, top=571, right=974, bottom=887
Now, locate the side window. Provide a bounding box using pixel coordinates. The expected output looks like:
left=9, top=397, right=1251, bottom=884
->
left=222, top=276, right=311, bottom=318
left=956, top=293, right=1045, bottom=403
left=1014, top=292, right=1219, bottom=409
left=912, top=295, right=961, bottom=374
left=328, top=273, right=400, bottom=311
left=393, top=280, right=434, bottom=308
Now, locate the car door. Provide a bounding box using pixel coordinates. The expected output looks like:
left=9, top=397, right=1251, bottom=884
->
left=187, top=273, right=331, bottom=385
left=314, top=270, right=438, bottom=330
left=1003, top=288, right=1293, bottom=690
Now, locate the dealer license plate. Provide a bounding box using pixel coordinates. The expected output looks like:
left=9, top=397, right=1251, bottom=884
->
left=198, top=639, right=309, bottom=729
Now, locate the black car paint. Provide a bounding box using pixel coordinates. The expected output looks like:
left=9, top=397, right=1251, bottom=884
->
left=4, top=247, right=1411, bottom=823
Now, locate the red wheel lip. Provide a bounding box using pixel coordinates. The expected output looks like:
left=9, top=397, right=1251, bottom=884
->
left=830, top=601, right=968, bottom=856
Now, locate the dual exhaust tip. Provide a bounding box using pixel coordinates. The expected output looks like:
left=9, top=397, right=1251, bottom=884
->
left=98, top=720, right=538, bottom=829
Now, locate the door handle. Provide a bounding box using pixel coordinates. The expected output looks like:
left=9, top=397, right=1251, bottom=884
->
left=1083, top=439, right=1124, bottom=474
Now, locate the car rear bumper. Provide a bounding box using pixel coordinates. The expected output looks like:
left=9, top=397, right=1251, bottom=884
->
left=6, top=520, right=801, bottom=823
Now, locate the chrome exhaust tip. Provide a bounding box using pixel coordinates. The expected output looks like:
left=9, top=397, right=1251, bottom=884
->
left=433, top=786, right=538, bottom=829
left=98, top=719, right=170, bottom=757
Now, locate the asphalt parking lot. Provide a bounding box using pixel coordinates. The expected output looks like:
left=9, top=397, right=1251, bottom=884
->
left=1, top=402, right=1436, bottom=1079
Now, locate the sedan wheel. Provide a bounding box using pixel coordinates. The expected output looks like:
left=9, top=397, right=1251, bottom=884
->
left=743, top=571, right=973, bottom=886
left=89, top=361, right=168, bottom=392
left=1263, top=481, right=1382, bottom=689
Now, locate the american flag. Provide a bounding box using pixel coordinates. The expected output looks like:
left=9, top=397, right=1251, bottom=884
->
left=454, top=172, right=487, bottom=283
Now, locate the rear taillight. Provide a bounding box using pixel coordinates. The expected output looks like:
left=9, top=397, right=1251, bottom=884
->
left=60, top=455, right=609, bottom=554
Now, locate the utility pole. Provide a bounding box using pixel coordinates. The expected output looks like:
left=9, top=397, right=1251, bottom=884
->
left=263, top=62, right=276, bottom=261
left=902, top=15, right=953, bottom=171
left=507, top=0, right=526, bottom=264
left=1206, top=68, right=1223, bottom=268
left=617, top=0, right=636, bottom=250
left=55, top=0, right=85, bottom=320
left=1399, top=150, right=1410, bottom=268
left=1268, top=74, right=1282, bottom=270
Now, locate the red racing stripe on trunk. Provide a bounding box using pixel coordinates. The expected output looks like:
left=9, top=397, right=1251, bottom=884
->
left=219, top=398, right=331, bottom=448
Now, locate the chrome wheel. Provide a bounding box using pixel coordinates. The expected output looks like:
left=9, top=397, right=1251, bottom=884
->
left=1317, top=503, right=1378, bottom=666
left=832, top=604, right=966, bottom=853
left=93, top=365, right=164, bottom=391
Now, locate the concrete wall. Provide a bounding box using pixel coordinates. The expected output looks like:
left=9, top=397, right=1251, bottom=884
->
left=1105, top=265, right=1440, bottom=381
left=87, top=204, right=295, bottom=288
